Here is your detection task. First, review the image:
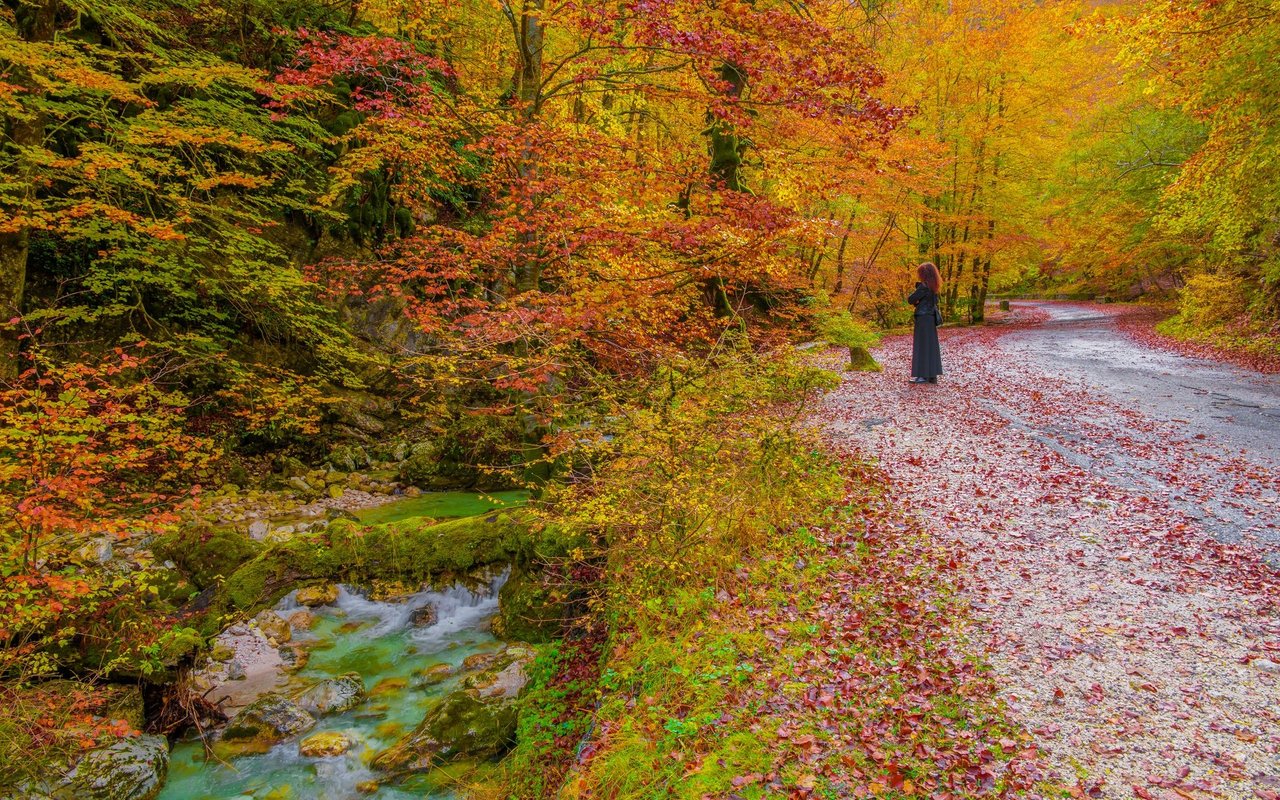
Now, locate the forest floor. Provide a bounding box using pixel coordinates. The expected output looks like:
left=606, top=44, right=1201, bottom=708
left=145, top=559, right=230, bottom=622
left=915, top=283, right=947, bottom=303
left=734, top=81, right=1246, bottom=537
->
left=815, top=302, right=1280, bottom=800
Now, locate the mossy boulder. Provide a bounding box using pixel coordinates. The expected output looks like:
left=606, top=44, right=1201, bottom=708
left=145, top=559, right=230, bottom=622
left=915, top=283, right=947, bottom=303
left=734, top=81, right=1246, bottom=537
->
left=299, top=731, right=353, bottom=758
left=295, top=582, right=340, bottom=607
left=295, top=673, right=365, bottom=716
left=328, top=443, right=371, bottom=472
left=154, top=525, right=262, bottom=590
left=846, top=345, right=882, bottom=372
left=397, top=442, right=452, bottom=489
left=371, top=646, right=534, bottom=774
left=492, top=568, right=560, bottom=644
left=216, top=694, right=315, bottom=757
left=102, top=685, right=146, bottom=731
left=61, top=734, right=169, bottom=800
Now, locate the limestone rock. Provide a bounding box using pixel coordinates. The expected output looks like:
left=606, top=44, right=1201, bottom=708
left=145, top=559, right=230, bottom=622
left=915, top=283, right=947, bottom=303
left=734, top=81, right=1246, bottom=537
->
left=367, top=579, right=416, bottom=602
left=415, top=663, right=453, bottom=687
left=62, top=734, right=169, bottom=800
left=461, top=651, right=503, bottom=672
left=295, top=674, right=366, bottom=716
left=254, top=611, right=291, bottom=643
left=298, top=731, right=353, bottom=758
left=217, top=694, right=315, bottom=756
left=295, top=582, right=339, bottom=607
left=409, top=604, right=438, bottom=628
left=287, top=610, right=317, bottom=630
left=279, top=645, right=309, bottom=673
left=371, top=646, right=535, bottom=773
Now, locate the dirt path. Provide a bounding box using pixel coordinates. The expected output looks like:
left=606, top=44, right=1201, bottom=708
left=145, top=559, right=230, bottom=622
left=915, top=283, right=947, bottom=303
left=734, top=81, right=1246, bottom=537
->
left=820, top=303, right=1280, bottom=799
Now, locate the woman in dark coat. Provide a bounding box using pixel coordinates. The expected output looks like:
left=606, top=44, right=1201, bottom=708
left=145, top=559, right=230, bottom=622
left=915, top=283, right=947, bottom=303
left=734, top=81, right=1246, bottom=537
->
left=907, top=262, right=943, bottom=384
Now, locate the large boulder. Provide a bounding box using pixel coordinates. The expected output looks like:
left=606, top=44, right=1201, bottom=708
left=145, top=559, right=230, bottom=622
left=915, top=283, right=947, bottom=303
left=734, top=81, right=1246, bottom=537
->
left=61, top=734, right=169, bottom=800
left=295, top=674, right=366, bottom=716
left=216, top=694, right=315, bottom=757
left=371, top=645, right=535, bottom=774
left=492, top=568, right=560, bottom=643
left=327, top=443, right=371, bottom=472
left=153, top=525, right=261, bottom=590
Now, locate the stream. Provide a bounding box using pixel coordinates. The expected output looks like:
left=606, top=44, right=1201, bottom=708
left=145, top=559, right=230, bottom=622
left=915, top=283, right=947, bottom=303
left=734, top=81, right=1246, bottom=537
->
left=159, top=575, right=508, bottom=800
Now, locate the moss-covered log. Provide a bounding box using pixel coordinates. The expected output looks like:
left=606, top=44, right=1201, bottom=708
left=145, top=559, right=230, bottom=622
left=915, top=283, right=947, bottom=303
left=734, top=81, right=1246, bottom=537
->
left=218, top=512, right=532, bottom=616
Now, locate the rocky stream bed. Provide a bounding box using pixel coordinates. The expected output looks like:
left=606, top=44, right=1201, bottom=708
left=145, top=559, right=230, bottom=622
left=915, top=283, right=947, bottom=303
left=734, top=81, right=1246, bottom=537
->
left=6, top=484, right=560, bottom=800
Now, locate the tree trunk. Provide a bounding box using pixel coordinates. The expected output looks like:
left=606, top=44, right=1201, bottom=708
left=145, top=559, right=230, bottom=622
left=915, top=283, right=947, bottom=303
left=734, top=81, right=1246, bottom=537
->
left=831, top=209, right=855, bottom=295
left=706, top=62, right=748, bottom=193
left=509, top=0, right=545, bottom=295
left=699, top=60, right=749, bottom=319
left=1, top=0, right=59, bottom=376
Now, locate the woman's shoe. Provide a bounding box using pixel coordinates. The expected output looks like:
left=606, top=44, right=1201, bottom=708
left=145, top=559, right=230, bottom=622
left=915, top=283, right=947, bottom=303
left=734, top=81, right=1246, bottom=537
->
left=927, top=377, right=938, bottom=384
left=909, top=377, right=927, bottom=383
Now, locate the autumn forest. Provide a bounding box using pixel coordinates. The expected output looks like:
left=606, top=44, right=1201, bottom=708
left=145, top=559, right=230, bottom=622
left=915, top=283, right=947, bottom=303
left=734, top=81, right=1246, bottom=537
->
left=2, top=0, right=1279, bottom=797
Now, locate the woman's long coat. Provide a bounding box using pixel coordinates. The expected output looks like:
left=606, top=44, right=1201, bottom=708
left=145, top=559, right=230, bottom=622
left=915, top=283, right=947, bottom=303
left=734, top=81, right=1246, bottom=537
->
left=907, top=282, right=943, bottom=379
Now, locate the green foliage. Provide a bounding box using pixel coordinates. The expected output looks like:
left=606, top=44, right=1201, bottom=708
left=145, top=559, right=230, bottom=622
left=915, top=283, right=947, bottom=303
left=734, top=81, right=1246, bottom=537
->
left=354, top=489, right=531, bottom=526
left=816, top=309, right=881, bottom=351
left=539, top=347, right=838, bottom=620
left=0, top=346, right=216, bottom=680
left=496, top=348, right=841, bottom=793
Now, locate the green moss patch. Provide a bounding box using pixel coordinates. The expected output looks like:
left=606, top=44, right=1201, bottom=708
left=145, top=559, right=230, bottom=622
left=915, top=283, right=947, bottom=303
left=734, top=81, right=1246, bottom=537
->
left=219, top=512, right=533, bottom=614
left=153, top=525, right=262, bottom=590
left=355, top=490, right=531, bottom=526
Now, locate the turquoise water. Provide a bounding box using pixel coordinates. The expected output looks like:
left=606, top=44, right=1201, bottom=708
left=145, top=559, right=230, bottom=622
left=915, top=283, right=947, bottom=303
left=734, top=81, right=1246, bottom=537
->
left=159, top=578, right=506, bottom=800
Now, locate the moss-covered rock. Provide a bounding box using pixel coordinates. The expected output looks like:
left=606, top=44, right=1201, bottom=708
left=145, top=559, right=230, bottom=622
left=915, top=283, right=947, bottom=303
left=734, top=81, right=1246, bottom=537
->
left=213, top=513, right=530, bottom=620
left=62, top=734, right=169, bottom=800
left=154, top=526, right=262, bottom=590
left=295, top=673, right=365, bottom=716
left=328, top=443, right=371, bottom=472
left=492, top=568, right=560, bottom=644
left=299, top=731, right=353, bottom=757
left=102, top=685, right=146, bottom=731
left=846, top=346, right=882, bottom=372
left=294, top=582, right=340, bottom=607
left=216, top=694, right=315, bottom=757
left=371, top=646, right=534, bottom=774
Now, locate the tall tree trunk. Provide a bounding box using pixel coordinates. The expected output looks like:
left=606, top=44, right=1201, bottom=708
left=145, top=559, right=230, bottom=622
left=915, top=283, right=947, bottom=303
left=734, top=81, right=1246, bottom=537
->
left=975, top=218, right=995, bottom=322
left=706, top=62, right=748, bottom=193
left=1, top=0, right=59, bottom=376
left=509, top=0, right=544, bottom=295
left=700, top=60, right=749, bottom=318
left=972, top=77, right=1005, bottom=325
left=831, top=208, right=856, bottom=295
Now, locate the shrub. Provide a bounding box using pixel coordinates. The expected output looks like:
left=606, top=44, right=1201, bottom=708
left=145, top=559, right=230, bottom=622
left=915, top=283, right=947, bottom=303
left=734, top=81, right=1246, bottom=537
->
left=0, top=346, right=216, bottom=680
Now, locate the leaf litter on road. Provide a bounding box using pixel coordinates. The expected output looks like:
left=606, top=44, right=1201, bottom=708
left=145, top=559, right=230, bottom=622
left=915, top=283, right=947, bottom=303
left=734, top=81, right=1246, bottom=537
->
left=815, top=304, right=1280, bottom=799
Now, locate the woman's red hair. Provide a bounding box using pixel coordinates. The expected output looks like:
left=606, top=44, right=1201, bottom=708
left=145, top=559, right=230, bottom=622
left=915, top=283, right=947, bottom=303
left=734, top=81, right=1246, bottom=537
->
left=918, top=262, right=942, bottom=292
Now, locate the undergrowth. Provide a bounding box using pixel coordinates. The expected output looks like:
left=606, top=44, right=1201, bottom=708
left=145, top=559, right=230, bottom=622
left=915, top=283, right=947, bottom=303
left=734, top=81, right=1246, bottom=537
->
left=488, top=346, right=1051, bottom=797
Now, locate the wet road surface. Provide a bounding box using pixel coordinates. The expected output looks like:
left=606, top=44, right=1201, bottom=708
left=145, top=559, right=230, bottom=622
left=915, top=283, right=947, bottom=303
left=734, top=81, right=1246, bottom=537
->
left=820, top=302, right=1280, bottom=797
left=997, top=303, right=1280, bottom=551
